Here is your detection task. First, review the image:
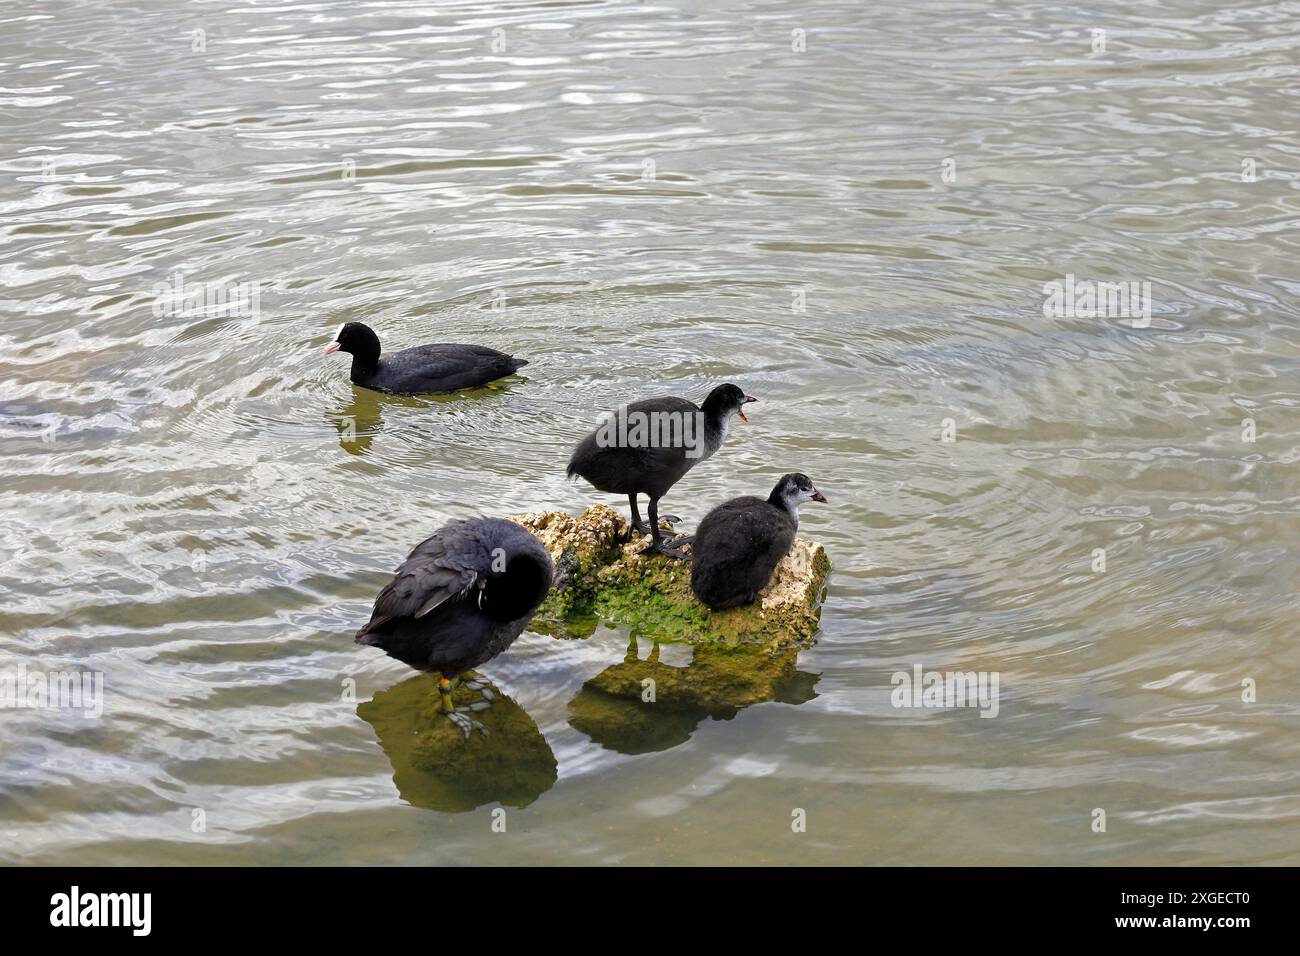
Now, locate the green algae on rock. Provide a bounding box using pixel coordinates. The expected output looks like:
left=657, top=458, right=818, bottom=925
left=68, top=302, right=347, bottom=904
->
left=512, top=504, right=831, bottom=649
left=509, top=505, right=627, bottom=625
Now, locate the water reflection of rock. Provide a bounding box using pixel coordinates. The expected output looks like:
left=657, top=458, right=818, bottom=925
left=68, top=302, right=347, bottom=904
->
left=568, top=636, right=819, bottom=755
left=358, top=674, right=556, bottom=813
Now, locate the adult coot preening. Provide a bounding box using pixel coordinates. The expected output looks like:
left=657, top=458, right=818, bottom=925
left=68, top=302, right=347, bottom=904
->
left=690, top=473, right=826, bottom=611
left=355, top=517, right=553, bottom=735
left=566, top=383, right=757, bottom=559
left=323, top=321, right=528, bottom=395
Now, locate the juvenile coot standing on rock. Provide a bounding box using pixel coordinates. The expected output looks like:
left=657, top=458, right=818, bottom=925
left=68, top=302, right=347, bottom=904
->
left=324, top=321, right=528, bottom=395
left=566, top=383, right=757, bottom=559
left=690, top=473, right=826, bottom=611
left=355, top=517, right=553, bottom=736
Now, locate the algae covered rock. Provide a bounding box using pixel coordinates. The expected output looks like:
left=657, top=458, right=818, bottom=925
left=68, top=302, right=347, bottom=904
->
left=512, top=505, right=831, bottom=648
left=510, top=505, right=626, bottom=624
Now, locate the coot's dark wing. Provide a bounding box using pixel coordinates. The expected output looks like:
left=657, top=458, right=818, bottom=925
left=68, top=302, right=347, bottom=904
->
left=356, top=525, right=481, bottom=641
left=693, top=497, right=773, bottom=565
left=623, top=396, right=698, bottom=417
left=567, top=396, right=702, bottom=494
left=370, top=343, right=527, bottom=394
left=691, top=497, right=796, bottom=608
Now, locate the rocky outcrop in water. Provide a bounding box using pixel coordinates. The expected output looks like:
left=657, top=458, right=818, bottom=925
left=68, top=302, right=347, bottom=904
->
left=512, top=504, right=832, bottom=650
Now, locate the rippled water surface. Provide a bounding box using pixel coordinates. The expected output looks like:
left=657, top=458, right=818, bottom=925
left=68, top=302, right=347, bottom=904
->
left=2, top=0, right=1299, bottom=865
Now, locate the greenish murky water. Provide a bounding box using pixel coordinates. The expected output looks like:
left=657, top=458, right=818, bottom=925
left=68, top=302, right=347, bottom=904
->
left=2, top=0, right=1298, bottom=865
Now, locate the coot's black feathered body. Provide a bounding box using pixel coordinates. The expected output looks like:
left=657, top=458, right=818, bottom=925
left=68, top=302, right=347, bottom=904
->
left=690, top=473, right=826, bottom=611
left=567, top=395, right=703, bottom=500
left=325, top=321, right=527, bottom=395
left=566, top=383, right=756, bottom=558
left=356, top=518, right=553, bottom=680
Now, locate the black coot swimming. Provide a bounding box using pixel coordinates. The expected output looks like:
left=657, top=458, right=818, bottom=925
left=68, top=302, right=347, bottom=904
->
left=566, top=383, right=756, bottom=559
left=324, top=321, right=528, bottom=395
left=690, top=473, right=826, bottom=611
left=355, top=517, right=553, bottom=735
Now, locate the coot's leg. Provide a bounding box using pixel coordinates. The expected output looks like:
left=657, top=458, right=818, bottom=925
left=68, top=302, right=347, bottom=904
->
left=629, top=494, right=682, bottom=534
left=437, top=676, right=456, bottom=714
left=628, top=494, right=652, bottom=535
left=646, top=498, right=690, bottom=560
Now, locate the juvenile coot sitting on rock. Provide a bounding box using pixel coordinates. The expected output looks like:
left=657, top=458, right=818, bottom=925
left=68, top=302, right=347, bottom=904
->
left=324, top=321, right=528, bottom=395
left=355, top=517, right=553, bottom=735
left=566, top=383, right=756, bottom=559
left=690, top=473, right=826, bottom=611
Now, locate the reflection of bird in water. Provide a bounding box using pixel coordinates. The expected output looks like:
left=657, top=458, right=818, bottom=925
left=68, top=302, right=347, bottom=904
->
left=326, top=378, right=524, bottom=458
left=568, top=634, right=819, bottom=755
left=327, top=387, right=385, bottom=456
left=358, top=673, right=556, bottom=813
left=355, top=518, right=553, bottom=736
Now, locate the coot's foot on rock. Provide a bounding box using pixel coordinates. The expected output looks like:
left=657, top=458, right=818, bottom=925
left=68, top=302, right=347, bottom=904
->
left=646, top=539, right=692, bottom=560
left=627, top=516, right=681, bottom=537
left=623, top=496, right=680, bottom=536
